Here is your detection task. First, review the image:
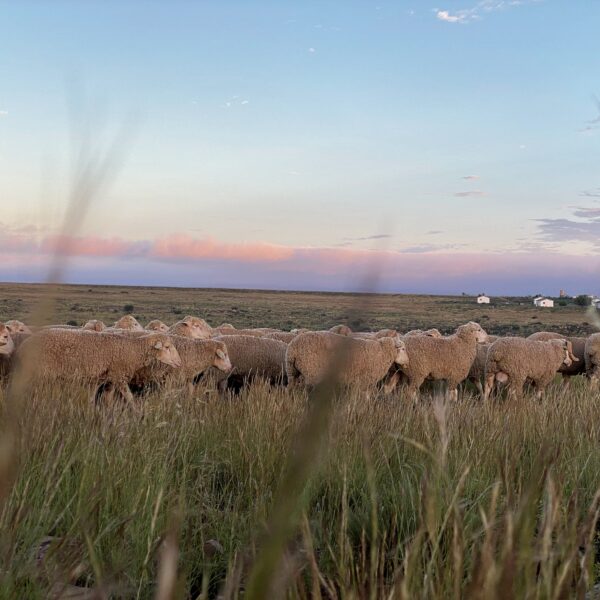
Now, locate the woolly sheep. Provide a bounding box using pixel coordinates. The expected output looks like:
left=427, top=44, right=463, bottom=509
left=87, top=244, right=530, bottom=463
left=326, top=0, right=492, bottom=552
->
left=0, top=323, right=16, bottom=358
left=286, top=331, right=409, bottom=391
left=146, top=319, right=169, bottom=333
left=528, top=332, right=586, bottom=378
left=168, top=317, right=212, bottom=339
left=585, top=333, right=600, bottom=386
left=396, top=322, right=487, bottom=401
left=5, top=320, right=32, bottom=335
left=212, top=335, right=288, bottom=392
left=484, top=337, right=576, bottom=400
left=403, top=328, right=442, bottom=338
left=83, top=319, right=106, bottom=332
left=329, top=324, right=352, bottom=336
left=467, top=342, right=491, bottom=397
left=132, top=337, right=232, bottom=395
left=17, top=329, right=181, bottom=402
left=113, top=315, right=144, bottom=331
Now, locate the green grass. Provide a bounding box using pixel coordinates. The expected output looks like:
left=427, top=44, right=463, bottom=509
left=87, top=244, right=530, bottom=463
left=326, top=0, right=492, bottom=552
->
left=2, top=377, right=600, bottom=598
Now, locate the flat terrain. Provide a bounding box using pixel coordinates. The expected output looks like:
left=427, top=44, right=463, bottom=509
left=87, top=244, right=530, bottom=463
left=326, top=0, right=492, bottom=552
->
left=0, top=282, right=595, bottom=336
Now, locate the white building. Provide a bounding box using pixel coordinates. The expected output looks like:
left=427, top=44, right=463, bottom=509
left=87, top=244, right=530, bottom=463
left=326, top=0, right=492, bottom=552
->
left=476, top=294, right=490, bottom=304
left=533, top=297, right=554, bottom=308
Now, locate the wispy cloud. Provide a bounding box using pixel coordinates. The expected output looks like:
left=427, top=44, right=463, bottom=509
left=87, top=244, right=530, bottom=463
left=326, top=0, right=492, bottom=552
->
left=427, top=230, right=444, bottom=235
left=435, top=0, right=541, bottom=24
left=308, top=47, right=317, bottom=53
left=578, top=95, right=600, bottom=133
left=454, top=190, right=486, bottom=197
left=342, top=234, right=393, bottom=242
left=0, top=110, right=8, bottom=116
left=580, top=188, right=600, bottom=198
left=535, top=205, right=600, bottom=248
left=462, top=175, right=480, bottom=180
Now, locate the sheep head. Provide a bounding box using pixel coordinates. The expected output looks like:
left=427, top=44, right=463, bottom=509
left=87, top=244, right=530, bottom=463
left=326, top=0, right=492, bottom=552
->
left=148, top=335, right=182, bottom=368
left=83, top=319, right=106, bottom=332
left=5, top=320, right=31, bottom=335
left=393, top=338, right=410, bottom=368
left=329, top=324, right=352, bottom=336
left=146, top=320, right=169, bottom=333
left=0, top=324, right=15, bottom=356
left=213, top=342, right=232, bottom=372
left=181, top=316, right=212, bottom=339
left=458, top=321, right=488, bottom=343
left=114, top=315, right=144, bottom=331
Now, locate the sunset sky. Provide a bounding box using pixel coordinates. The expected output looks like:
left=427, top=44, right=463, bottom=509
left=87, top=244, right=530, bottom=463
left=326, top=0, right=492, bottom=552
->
left=1, top=0, right=600, bottom=295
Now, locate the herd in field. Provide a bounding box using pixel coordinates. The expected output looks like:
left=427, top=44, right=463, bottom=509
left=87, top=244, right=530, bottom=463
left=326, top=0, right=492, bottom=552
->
left=0, top=313, right=599, bottom=402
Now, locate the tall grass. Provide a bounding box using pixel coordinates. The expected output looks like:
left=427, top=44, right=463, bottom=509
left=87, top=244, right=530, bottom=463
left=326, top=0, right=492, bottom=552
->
left=1, top=378, right=600, bottom=598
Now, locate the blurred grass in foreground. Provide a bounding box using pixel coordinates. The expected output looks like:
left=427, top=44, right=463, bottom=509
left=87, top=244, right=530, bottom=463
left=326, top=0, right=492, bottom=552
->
left=1, top=378, right=600, bottom=598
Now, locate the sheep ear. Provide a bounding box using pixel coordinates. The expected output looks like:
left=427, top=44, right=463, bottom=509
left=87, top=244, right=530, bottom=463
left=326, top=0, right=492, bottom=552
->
left=216, top=349, right=225, bottom=359
left=154, top=341, right=163, bottom=350
left=182, top=322, right=190, bottom=327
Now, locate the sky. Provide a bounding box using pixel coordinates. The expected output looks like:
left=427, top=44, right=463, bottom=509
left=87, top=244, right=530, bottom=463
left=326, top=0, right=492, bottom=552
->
left=1, top=0, right=600, bottom=295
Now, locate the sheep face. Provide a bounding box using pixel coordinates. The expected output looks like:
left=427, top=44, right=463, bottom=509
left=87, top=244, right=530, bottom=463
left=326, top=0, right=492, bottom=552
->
left=0, top=324, right=15, bottom=356
left=425, top=328, right=442, bottom=338
left=460, top=322, right=488, bottom=343
left=180, top=317, right=211, bottom=339
left=150, top=336, right=182, bottom=368
left=213, top=344, right=233, bottom=372
left=329, top=325, right=352, bottom=336
left=146, top=320, right=169, bottom=333
left=553, top=339, right=577, bottom=367
left=5, top=320, right=31, bottom=335
left=115, top=315, right=144, bottom=331
left=393, top=338, right=410, bottom=368
left=83, top=319, right=106, bottom=332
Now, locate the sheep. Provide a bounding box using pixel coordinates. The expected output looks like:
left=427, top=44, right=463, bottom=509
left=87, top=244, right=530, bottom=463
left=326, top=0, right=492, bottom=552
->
left=329, top=324, right=352, bottom=336
left=211, top=335, right=288, bottom=392
left=5, top=320, right=32, bottom=335
left=168, top=317, right=212, bottom=339
left=215, top=328, right=265, bottom=338
left=262, top=331, right=298, bottom=344
left=146, top=319, right=169, bottom=332
left=374, top=329, right=398, bottom=339
left=17, top=329, right=181, bottom=402
left=285, top=331, right=409, bottom=391
left=585, top=333, right=600, bottom=386
left=484, top=337, right=576, bottom=400
left=527, top=332, right=586, bottom=378
left=403, top=328, right=442, bottom=338
left=83, top=319, right=106, bottom=332
left=132, top=337, right=232, bottom=395
left=0, top=330, right=30, bottom=381
left=394, top=322, right=488, bottom=401
left=113, top=315, right=144, bottom=331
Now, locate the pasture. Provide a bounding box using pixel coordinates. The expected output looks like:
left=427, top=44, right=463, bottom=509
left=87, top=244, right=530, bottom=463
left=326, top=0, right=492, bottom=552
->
left=1, top=283, right=600, bottom=599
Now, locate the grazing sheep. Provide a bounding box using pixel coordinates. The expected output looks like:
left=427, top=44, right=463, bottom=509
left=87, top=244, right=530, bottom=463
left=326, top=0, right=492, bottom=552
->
left=374, top=329, right=398, bottom=339
left=113, top=315, right=144, bottom=331
left=212, top=335, right=288, bottom=392
left=17, top=329, right=181, bottom=402
left=146, top=319, right=169, bottom=333
left=262, top=331, right=297, bottom=344
left=132, top=337, right=232, bottom=395
left=404, top=328, right=442, bottom=338
left=291, top=328, right=311, bottom=335
left=585, top=333, right=600, bottom=386
left=0, top=328, right=27, bottom=381
left=168, top=317, right=212, bottom=339
left=329, top=325, right=352, bottom=336
left=528, top=332, right=586, bottom=378
left=396, top=322, right=488, bottom=401
left=286, top=331, right=409, bottom=391
left=5, top=320, right=32, bottom=335
left=484, top=337, right=576, bottom=400
left=83, top=319, right=106, bottom=332
left=215, top=328, right=265, bottom=338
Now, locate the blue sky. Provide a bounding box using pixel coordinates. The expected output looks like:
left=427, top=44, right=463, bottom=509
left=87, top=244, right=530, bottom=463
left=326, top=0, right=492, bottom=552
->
left=1, top=0, right=600, bottom=294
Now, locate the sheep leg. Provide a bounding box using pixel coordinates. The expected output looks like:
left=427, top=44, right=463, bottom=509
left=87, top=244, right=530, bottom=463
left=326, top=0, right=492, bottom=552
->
left=447, top=387, right=458, bottom=402
left=383, top=371, right=401, bottom=395
left=474, top=379, right=484, bottom=399
left=483, top=373, right=495, bottom=401
left=186, top=381, right=195, bottom=397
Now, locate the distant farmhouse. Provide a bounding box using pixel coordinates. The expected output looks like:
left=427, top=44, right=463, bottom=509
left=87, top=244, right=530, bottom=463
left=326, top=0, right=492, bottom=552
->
left=476, top=294, right=490, bottom=304
left=533, top=296, right=554, bottom=308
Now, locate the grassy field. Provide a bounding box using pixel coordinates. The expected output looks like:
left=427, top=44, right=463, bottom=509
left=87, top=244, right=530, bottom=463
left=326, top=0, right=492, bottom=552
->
left=0, top=282, right=596, bottom=336
left=1, top=283, right=600, bottom=599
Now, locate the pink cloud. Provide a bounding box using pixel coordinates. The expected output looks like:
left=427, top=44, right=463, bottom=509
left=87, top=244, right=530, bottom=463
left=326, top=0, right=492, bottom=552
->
left=150, top=234, right=294, bottom=262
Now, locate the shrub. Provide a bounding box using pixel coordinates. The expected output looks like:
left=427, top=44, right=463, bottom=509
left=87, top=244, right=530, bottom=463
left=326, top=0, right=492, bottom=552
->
left=123, top=304, right=134, bottom=313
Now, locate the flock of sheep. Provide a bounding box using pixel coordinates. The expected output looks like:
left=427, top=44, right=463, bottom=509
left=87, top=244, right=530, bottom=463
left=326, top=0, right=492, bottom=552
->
left=0, top=314, right=599, bottom=402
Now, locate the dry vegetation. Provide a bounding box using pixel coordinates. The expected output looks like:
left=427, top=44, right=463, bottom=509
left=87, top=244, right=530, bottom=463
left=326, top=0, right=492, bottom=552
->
left=0, top=283, right=594, bottom=337
left=1, top=284, right=600, bottom=599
